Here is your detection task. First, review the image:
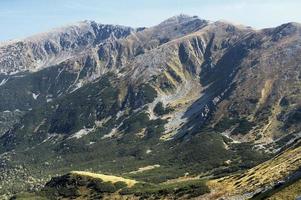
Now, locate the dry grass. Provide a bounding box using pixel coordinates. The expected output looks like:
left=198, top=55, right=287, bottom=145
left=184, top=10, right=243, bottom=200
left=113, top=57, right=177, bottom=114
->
left=207, top=144, right=301, bottom=198
left=267, top=179, right=301, bottom=200
left=71, top=171, right=137, bottom=187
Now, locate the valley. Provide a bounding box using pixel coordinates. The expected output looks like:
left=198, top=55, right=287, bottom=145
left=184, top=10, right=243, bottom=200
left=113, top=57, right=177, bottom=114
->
left=0, top=15, right=300, bottom=199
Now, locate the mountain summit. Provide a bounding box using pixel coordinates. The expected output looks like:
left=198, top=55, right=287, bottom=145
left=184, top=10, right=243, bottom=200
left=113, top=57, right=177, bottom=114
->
left=0, top=15, right=301, bottom=199
left=0, top=21, right=134, bottom=74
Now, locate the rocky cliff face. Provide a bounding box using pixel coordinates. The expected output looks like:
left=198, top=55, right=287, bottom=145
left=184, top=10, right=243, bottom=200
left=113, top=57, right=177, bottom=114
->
left=0, top=15, right=301, bottom=199
left=0, top=20, right=134, bottom=74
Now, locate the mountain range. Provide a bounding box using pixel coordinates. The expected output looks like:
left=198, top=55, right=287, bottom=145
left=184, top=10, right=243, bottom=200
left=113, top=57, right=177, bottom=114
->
left=0, top=14, right=301, bottom=199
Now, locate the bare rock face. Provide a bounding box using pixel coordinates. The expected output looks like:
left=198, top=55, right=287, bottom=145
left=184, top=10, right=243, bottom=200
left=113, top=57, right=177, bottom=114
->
left=0, top=21, right=134, bottom=74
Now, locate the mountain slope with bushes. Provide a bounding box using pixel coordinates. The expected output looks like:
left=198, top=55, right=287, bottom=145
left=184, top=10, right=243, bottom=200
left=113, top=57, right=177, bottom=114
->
left=0, top=15, right=301, bottom=199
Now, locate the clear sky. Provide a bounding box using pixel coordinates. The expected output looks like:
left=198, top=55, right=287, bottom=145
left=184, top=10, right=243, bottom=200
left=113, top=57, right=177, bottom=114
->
left=1, top=0, right=301, bottom=42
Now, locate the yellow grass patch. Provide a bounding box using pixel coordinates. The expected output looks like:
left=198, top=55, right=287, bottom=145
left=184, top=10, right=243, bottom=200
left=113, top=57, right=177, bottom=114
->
left=208, top=143, right=301, bottom=198
left=71, top=171, right=137, bottom=187
left=267, top=179, right=301, bottom=200
left=163, top=71, right=177, bottom=87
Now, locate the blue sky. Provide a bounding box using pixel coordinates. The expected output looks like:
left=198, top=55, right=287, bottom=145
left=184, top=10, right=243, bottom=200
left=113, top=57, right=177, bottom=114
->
left=1, top=0, right=301, bottom=41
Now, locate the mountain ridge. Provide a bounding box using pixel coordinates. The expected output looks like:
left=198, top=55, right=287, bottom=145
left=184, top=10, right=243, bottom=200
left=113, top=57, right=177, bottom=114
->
left=0, top=15, right=301, bottom=199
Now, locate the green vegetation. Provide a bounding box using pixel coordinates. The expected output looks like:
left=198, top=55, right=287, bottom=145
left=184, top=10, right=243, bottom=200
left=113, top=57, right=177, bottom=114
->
left=286, top=107, right=301, bottom=125
left=120, top=112, right=150, bottom=134
left=167, top=66, right=182, bottom=83
left=2, top=15, right=301, bottom=200
left=214, top=117, right=255, bottom=135
left=279, top=96, right=289, bottom=107
left=0, top=61, right=275, bottom=200
left=1, top=116, right=269, bottom=197
left=153, top=102, right=174, bottom=116
left=38, top=173, right=131, bottom=199
left=154, top=102, right=165, bottom=115
left=12, top=174, right=210, bottom=199
left=120, top=179, right=210, bottom=199
left=265, top=178, right=301, bottom=200
left=145, top=118, right=166, bottom=138
left=136, top=84, right=157, bottom=105
left=114, top=181, right=128, bottom=190
left=0, top=65, right=77, bottom=111
left=119, top=110, right=167, bottom=139
left=232, top=118, right=255, bottom=135
left=214, top=117, right=238, bottom=132
left=9, top=192, right=47, bottom=200
left=89, top=180, right=117, bottom=193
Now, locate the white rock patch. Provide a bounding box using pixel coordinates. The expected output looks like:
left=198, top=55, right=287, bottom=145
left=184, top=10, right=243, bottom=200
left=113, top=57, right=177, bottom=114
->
left=32, top=92, right=40, bottom=100
left=0, top=79, right=8, bottom=86
left=129, top=164, right=160, bottom=174
left=102, top=128, right=117, bottom=139
left=70, top=128, right=94, bottom=139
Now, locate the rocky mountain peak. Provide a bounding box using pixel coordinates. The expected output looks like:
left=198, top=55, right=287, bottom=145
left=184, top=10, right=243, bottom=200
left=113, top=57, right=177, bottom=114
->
left=158, top=14, right=208, bottom=28
left=263, top=21, right=301, bottom=39
left=275, top=22, right=301, bottom=35
left=0, top=21, right=134, bottom=74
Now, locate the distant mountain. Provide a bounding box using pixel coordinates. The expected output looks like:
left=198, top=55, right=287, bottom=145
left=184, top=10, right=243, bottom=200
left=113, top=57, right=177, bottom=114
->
left=0, top=15, right=301, bottom=199
left=0, top=21, right=134, bottom=74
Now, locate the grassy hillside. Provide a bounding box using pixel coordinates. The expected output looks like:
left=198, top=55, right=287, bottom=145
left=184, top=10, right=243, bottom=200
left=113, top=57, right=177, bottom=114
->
left=12, top=171, right=210, bottom=200
left=266, top=179, right=301, bottom=200
left=206, top=140, right=301, bottom=199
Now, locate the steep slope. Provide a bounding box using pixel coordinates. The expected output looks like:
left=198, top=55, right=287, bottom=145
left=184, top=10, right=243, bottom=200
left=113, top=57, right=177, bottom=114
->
left=210, top=22, right=301, bottom=149
left=0, top=21, right=134, bottom=139
left=0, top=16, right=301, bottom=199
left=0, top=21, right=134, bottom=74
left=265, top=179, right=301, bottom=200
left=207, top=139, right=301, bottom=199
